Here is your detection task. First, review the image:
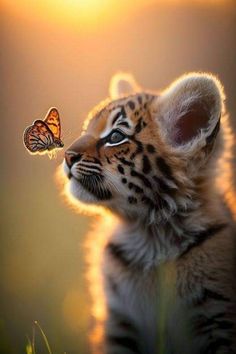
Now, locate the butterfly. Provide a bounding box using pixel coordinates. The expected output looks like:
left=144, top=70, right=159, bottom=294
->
left=23, top=107, right=64, bottom=158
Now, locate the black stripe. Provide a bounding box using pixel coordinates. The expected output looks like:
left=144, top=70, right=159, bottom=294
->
left=141, top=196, right=155, bottom=209
left=117, top=164, right=125, bottom=175
left=146, top=144, right=156, bottom=153
left=106, top=156, right=111, bottom=164
left=116, top=319, right=138, bottom=334
left=214, top=321, right=234, bottom=330
left=180, top=224, right=227, bottom=257
left=195, top=288, right=231, bottom=306
left=106, top=243, right=132, bottom=267
left=79, top=176, right=112, bottom=200
left=92, top=157, right=102, bottom=165
left=130, top=170, right=152, bottom=188
left=121, top=178, right=127, bottom=184
left=197, top=319, right=234, bottom=333
left=69, top=154, right=82, bottom=165
left=115, top=156, right=134, bottom=167
left=135, top=118, right=143, bottom=134
left=96, top=139, right=106, bottom=154
left=203, top=338, right=232, bottom=354
left=142, top=155, right=151, bottom=174
left=77, top=167, right=101, bottom=175
left=79, top=163, right=102, bottom=172
left=119, top=106, right=126, bottom=118
left=142, top=194, right=168, bottom=210
left=137, top=96, right=142, bottom=105
left=130, top=140, right=143, bottom=159
left=127, top=100, right=135, bottom=110
left=132, top=183, right=143, bottom=193
left=107, top=275, right=119, bottom=294
left=82, top=158, right=102, bottom=166
left=156, top=157, right=174, bottom=180
left=109, top=309, right=139, bottom=335
left=194, top=313, right=234, bottom=353
left=128, top=182, right=143, bottom=194
left=195, top=313, right=223, bottom=331
left=152, top=176, right=175, bottom=193
left=117, top=121, right=130, bottom=128
left=106, top=335, right=141, bottom=353
left=134, top=185, right=144, bottom=193
left=128, top=196, right=137, bottom=204
left=202, top=289, right=231, bottom=302
left=112, top=110, right=123, bottom=125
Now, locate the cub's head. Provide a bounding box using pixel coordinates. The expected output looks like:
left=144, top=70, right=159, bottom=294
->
left=61, top=72, right=224, bottom=221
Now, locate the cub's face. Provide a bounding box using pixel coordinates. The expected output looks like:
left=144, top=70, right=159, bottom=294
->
left=63, top=93, right=168, bottom=216
left=62, top=73, right=223, bottom=219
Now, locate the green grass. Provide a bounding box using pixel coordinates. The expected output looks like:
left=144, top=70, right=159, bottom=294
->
left=26, top=321, right=54, bottom=354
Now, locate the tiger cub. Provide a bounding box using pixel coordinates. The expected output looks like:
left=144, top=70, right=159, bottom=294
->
left=60, top=72, right=236, bottom=354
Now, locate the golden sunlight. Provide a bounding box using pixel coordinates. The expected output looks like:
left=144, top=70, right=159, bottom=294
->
left=1, top=0, right=116, bottom=29
left=2, top=0, right=232, bottom=31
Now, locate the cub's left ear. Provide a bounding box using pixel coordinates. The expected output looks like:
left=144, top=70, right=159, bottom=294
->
left=109, top=72, right=141, bottom=99
left=156, top=73, right=225, bottom=149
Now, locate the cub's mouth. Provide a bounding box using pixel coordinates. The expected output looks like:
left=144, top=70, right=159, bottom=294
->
left=75, top=174, right=112, bottom=200
left=63, top=160, right=112, bottom=202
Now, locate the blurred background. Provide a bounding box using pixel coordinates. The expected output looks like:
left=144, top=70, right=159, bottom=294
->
left=1, top=0, right=236, bottom=353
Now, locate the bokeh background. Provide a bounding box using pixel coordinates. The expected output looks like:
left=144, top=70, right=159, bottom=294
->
left=1, top=0, right=236, bottom=353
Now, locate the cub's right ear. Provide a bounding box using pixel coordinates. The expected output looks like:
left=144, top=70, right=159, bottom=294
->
left=155, top=72, right=224, bottom=150
left=109, top=73, right=140, bottom=99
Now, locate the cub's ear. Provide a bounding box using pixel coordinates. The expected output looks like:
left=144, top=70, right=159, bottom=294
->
left=109, top=72, right=140, bottom=99
left=155, top=73, right=224, bottom=149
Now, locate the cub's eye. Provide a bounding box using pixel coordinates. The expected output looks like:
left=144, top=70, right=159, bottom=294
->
left=108, top=130, right=126, bottom=145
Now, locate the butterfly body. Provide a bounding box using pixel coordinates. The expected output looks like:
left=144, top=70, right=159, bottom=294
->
left=23, top=108, right=64, bottom=157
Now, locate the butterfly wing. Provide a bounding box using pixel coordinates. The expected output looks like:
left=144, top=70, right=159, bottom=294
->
left=44, top=107, right=61, bottom=140
left=23, top=120, right=54, bottom=153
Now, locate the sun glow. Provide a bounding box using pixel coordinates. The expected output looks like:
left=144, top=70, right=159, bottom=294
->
left=85, top=214, right=119, bottom=353
left=216, top=114, right=236, bottom=220
left=1, top=0, right=117, bottom=29
left=2, top=0, right=232, bottom=31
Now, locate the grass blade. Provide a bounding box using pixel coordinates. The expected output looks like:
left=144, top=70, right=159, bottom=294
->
left=34, top=321, right=52, bottom=354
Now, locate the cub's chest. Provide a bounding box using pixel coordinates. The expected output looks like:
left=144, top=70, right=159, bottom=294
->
left=111, top=264, right=194, bottom=354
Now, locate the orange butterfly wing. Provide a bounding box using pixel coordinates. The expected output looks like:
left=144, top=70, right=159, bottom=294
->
left=44, top=107, right=61, bottom=140
left=23, top=120, right=54, bottom=153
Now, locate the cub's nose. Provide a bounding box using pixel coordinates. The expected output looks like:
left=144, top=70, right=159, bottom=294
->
left=65, top=134, right=97, bottom=168
left=64, top=150, right=82, bottom=168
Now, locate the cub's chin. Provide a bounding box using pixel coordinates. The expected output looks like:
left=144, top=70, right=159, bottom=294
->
left=62, top=160, right=112, bottom=205
left=68, top=177, right=101, bottom=204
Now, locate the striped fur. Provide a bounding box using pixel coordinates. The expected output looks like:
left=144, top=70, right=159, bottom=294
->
left=59, top=72, right=236, bottom=353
